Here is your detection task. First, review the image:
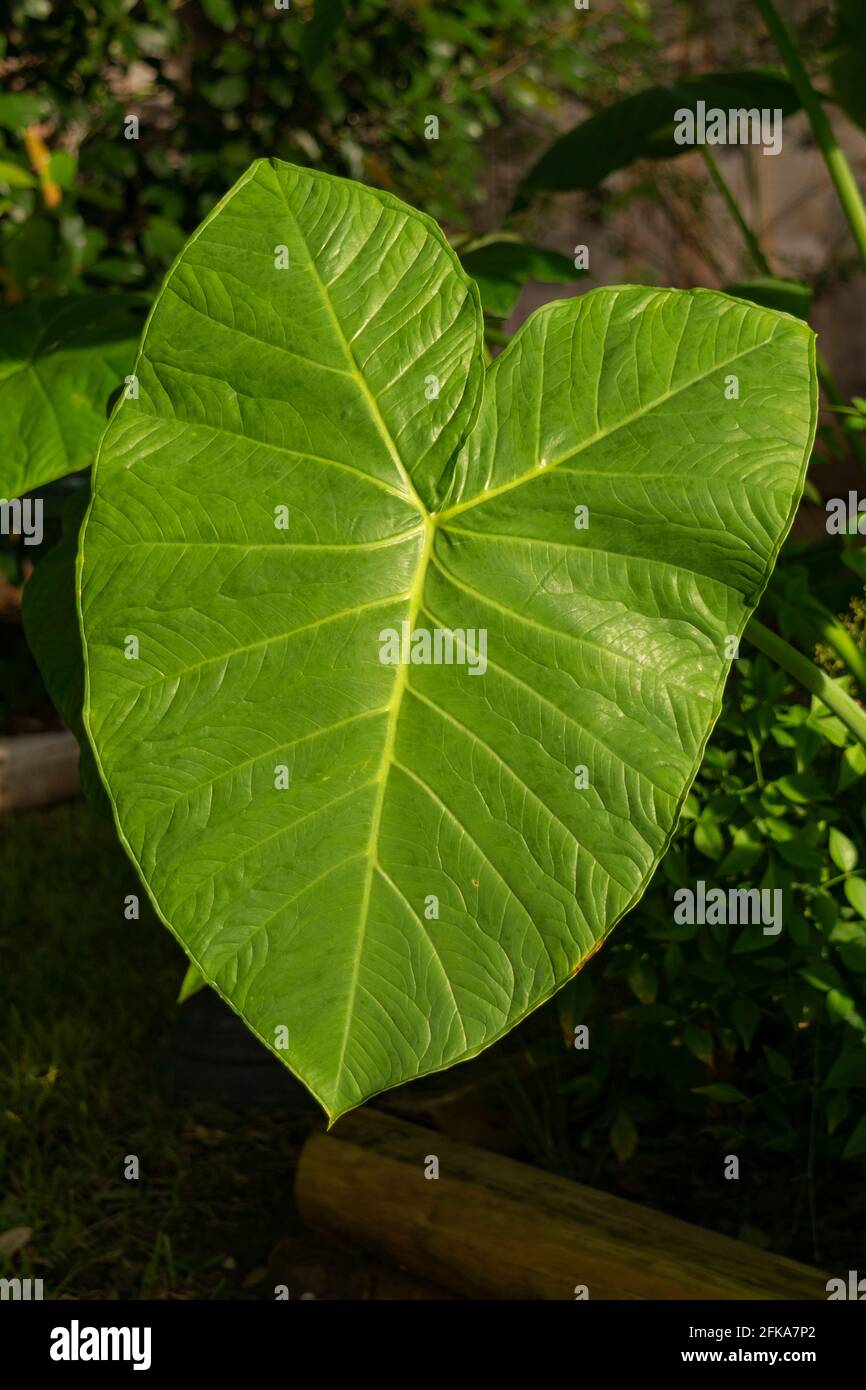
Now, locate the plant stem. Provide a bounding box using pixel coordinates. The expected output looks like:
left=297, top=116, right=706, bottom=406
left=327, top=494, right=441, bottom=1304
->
left=820, top=869, right=858, bottom=891
left=762, top=584, right=866, bottom=695
left=701, top=149, right=771, bottom=276
left=815, top=614, right=866, bottom=695
left=746, top=618, right=866, bottom=747
left=754, top=0, right=866, bottom=273
left=746, top=726, right=765, bottom=788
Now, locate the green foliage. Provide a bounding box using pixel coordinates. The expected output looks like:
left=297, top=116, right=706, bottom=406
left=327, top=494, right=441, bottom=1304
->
left=0, top=295, right=144, bottom=496
left=0, top=0, right=647, bottom=296
left=76, top=160, right=816, bottom=1118
left=812, top=587, right=866, bottom=680
left=0, top=92, right=50, bottom=132
left=457, top=235, right=585, bottom=319
left=552, top=654, right=866, bottom=1168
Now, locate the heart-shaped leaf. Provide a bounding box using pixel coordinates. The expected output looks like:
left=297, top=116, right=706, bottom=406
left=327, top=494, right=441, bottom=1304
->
left=79, top=159, right=817, bottom=1119
left=0, top=294, right=145, bottom=499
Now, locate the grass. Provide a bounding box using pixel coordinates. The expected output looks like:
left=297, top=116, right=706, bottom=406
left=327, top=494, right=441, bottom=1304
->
left=0, top=801, right=310, bottom=1300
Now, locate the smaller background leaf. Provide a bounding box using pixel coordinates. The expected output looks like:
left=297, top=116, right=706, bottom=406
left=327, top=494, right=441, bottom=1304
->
left=21, top=485, right=110, bottom=816
left=300, top=0, right=347, bottom=78
left=459, top=237, right=585, bottom=318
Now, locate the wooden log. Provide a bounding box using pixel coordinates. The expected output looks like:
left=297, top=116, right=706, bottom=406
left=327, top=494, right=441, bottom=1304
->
left=0, top=731, right=80, bottom=812
left=296, top=1110, right=829, bottom=1301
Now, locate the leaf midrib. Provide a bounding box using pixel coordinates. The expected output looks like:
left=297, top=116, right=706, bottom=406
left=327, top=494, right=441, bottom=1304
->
left=331, top=512, right=436, bottom=1096
left=277, top=177, right=427, bottom=517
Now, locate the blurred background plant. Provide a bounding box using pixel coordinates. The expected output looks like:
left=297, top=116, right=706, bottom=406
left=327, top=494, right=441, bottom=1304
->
left=0, top=0, right=655, bottom=298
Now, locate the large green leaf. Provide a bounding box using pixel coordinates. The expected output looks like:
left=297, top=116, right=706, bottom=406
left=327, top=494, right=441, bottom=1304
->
left=515, top=69, right=801, bottom=205
left=78, top=159, right=817, bottom=1120
left=0, top=295, right=145, bottom=499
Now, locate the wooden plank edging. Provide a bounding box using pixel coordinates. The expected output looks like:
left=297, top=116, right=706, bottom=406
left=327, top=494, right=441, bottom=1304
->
left=0, top=731, right=80, bottom=812
left=296, top=1109, right=830, bottom=1300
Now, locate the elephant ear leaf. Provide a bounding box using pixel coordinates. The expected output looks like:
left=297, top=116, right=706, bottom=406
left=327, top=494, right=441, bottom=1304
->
left=78, top=159, right=817, bottom=1120
left=0, top=294, right=145, bottom=498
